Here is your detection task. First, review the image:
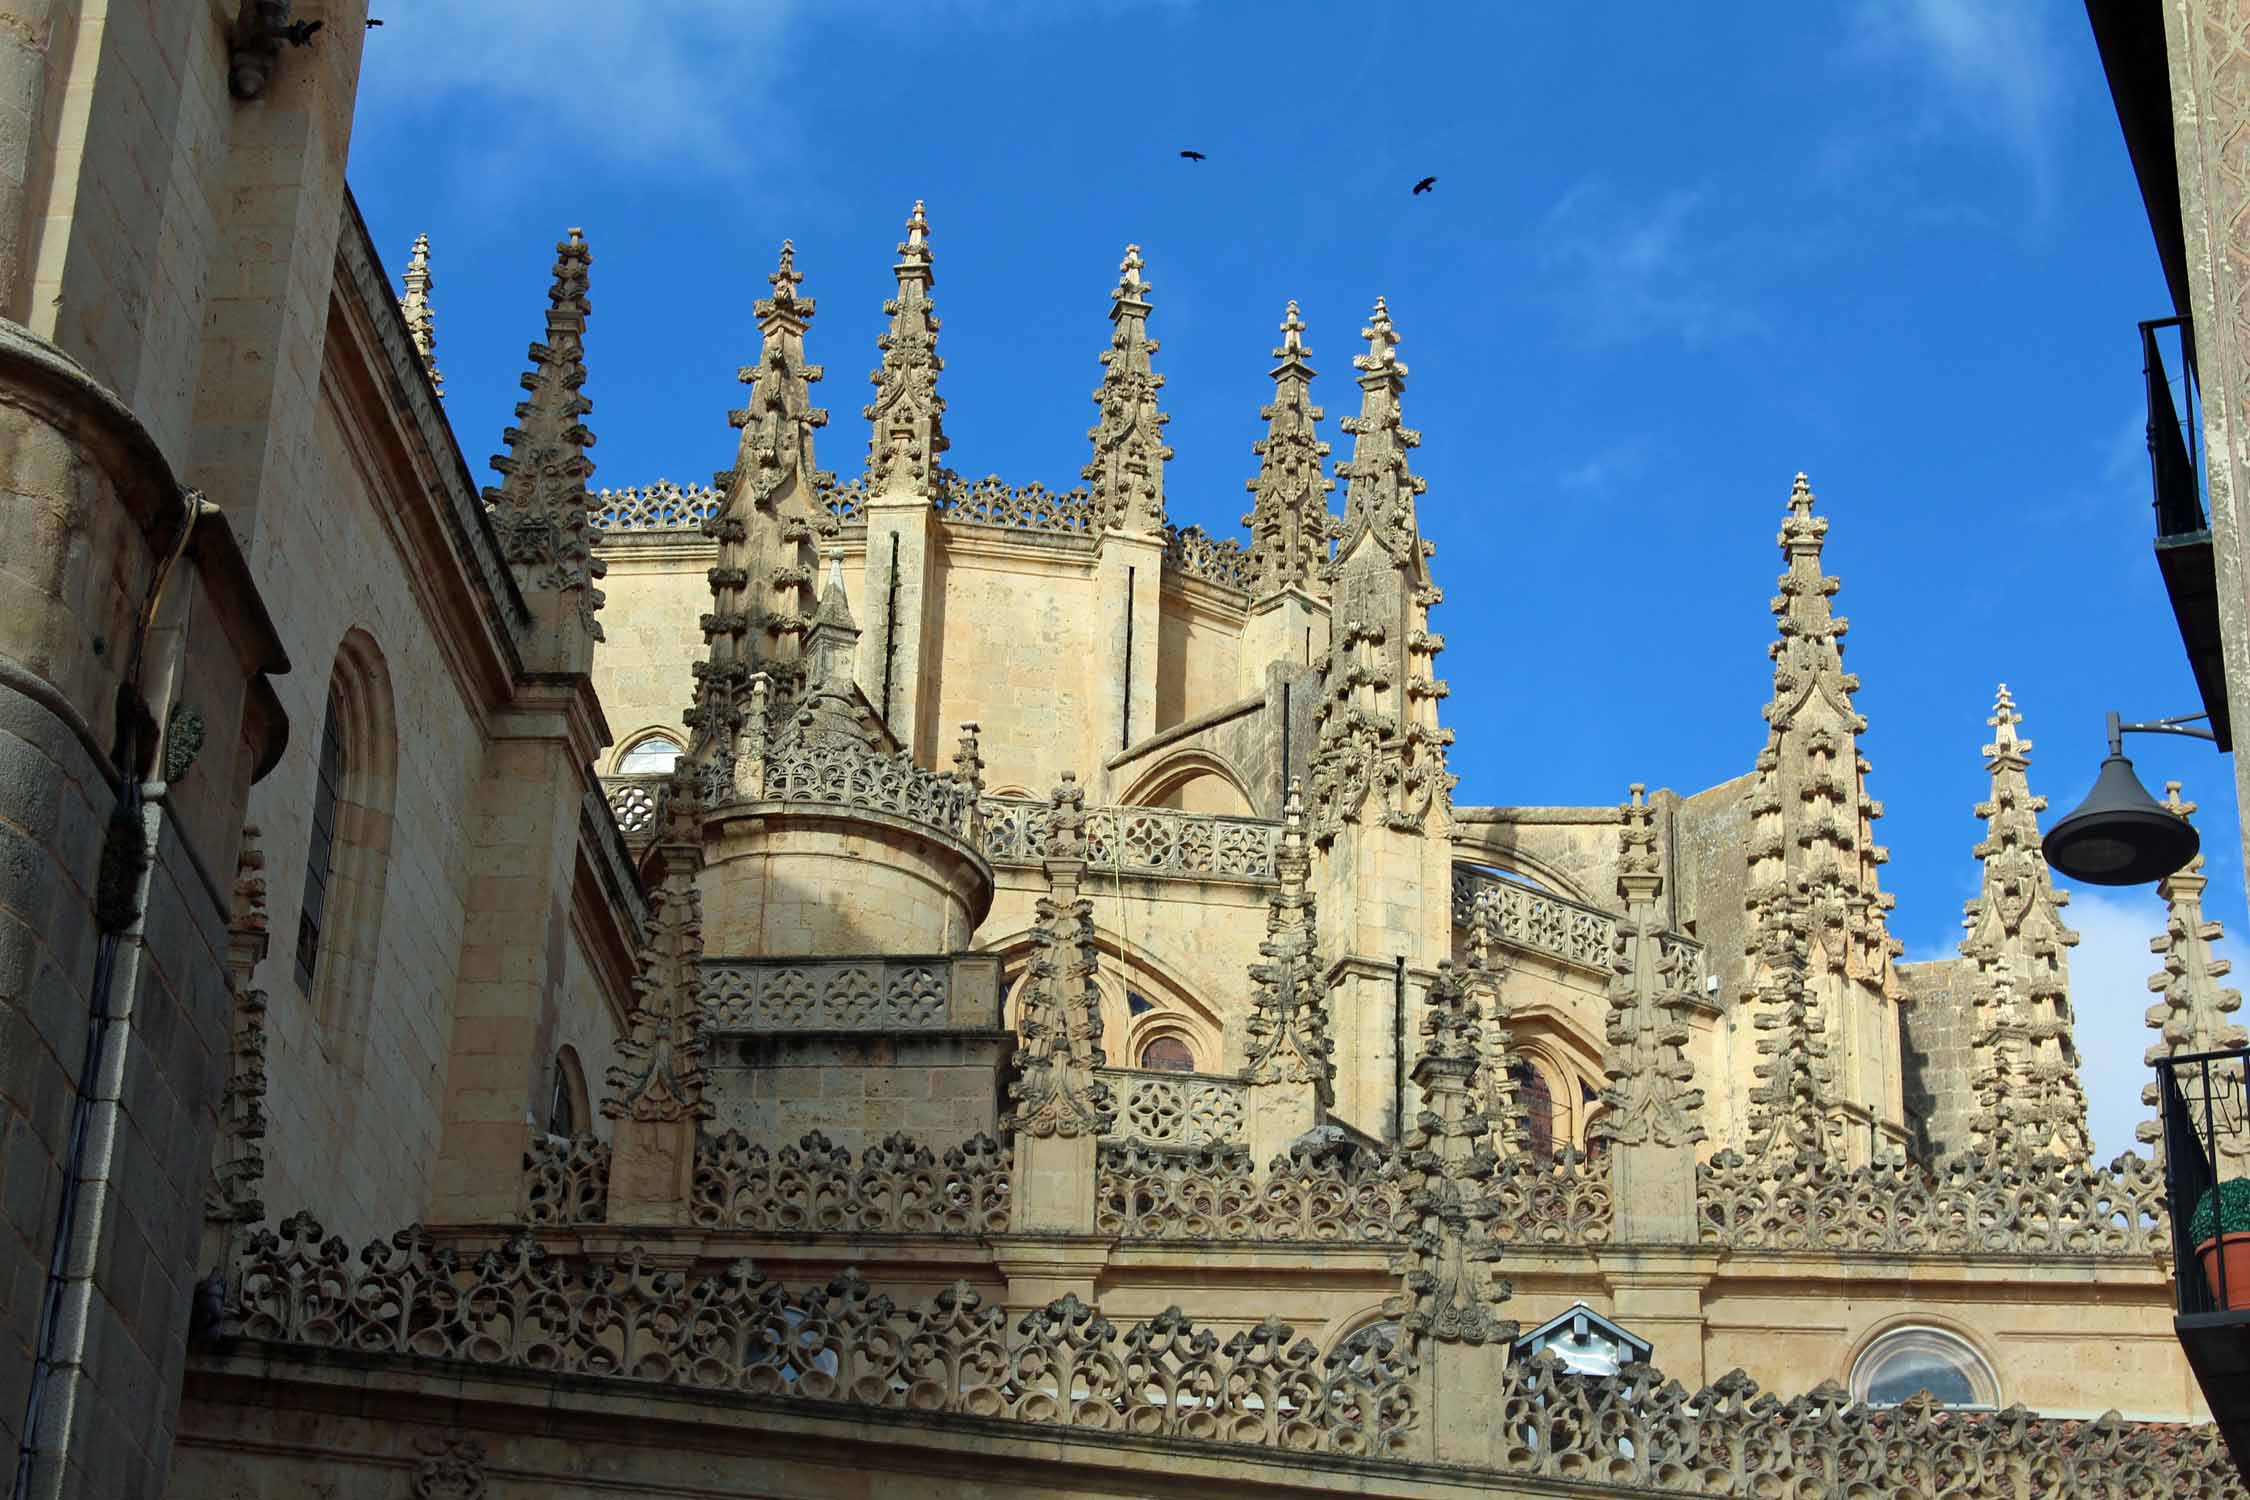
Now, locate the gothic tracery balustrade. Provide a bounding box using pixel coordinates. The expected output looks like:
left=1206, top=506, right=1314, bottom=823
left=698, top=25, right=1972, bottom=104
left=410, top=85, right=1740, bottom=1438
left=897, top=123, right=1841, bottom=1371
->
left=228, top=1216, right=1417, bottom=1457
left=700, top=956, right=958, bottom=1032
left=938, top=474, right=1099, bottom=534
left=1696, top=1148, right=2170, bottom=1257
left=1096, top=1067, right=1247, bottom=1148
left=602, top=774, right=665, bottom=840
left=1161, top=523, right=1254, bottom=593
left=982, top=797, right=1279, bottom=882
left=591, top=481, right=723, bottom=533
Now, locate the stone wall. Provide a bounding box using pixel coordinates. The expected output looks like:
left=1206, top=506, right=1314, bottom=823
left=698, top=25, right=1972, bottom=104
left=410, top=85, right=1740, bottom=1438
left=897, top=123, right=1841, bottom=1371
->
left=1897, top=955, right=1974, bottom=1161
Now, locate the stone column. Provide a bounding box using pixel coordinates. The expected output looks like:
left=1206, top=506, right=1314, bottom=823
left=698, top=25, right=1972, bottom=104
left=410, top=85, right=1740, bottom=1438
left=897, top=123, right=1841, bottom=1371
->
left=0, top=0, right=61, bottom=321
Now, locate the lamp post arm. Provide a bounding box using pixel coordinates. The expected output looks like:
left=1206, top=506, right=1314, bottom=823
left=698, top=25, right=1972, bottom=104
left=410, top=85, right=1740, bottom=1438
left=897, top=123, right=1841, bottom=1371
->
left=2111, top=710, right=2218, bottom=754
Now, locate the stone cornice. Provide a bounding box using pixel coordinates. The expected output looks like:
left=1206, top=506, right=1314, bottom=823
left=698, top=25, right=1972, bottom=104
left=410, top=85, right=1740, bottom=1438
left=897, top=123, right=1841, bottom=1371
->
left=332, top=189, right=529, bottom=701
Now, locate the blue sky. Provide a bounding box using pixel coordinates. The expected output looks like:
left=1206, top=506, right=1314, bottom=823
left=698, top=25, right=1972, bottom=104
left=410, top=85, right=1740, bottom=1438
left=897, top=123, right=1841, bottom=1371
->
left=350, top=0, right=2239, bottom=1163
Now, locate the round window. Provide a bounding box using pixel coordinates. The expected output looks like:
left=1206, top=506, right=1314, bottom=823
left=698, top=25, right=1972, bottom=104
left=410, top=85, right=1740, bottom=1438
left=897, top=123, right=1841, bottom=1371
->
left=1849, top=1327, right=1996, bottom=1409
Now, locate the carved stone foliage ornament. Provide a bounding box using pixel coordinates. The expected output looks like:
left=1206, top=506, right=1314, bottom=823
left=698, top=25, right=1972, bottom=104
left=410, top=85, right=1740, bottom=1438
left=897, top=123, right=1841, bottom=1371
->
left=411, top=1434, right=485, bottom=1500
left=1003, top=780, right=1114, bottom=1139
left=1240, top=301, right=1337, bottom=597
left=603, top=770, right=711, bottom=1127
left=863, top=200, right=950, bottom=500
left=1595, top=785, right=1706, bottom=1150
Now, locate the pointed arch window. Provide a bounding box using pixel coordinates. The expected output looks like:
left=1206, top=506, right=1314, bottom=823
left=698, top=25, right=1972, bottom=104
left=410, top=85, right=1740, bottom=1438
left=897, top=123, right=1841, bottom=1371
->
left=1138, top=1036, right=1195, bottom=1072
left=616, top=733, right=684, bottom=775
left=1516, top=1061, right=1556, bottom=1164
left=299, top=632, right=398, bottom=1074
left=295, top=691, right=346, bottom=991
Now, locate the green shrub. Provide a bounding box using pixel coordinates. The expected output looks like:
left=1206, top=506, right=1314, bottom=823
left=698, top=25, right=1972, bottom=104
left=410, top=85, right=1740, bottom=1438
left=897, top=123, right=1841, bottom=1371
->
left=2190, top=1178, right=2250, bottom=1243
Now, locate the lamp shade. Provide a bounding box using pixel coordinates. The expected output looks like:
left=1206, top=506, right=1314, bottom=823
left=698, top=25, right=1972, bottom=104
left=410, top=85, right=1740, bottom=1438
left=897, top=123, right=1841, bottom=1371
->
left=2041, top=752, right=2200, bottom=886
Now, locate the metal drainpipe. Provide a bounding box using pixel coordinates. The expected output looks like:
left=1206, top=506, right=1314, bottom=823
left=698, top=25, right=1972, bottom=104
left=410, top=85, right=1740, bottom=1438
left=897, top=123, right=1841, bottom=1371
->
left=14, top=488, right=208, bottom=1500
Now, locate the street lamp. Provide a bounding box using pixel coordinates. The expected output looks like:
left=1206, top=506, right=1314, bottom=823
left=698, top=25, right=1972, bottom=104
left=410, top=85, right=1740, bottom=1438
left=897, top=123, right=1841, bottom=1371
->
left=2041, top=710, right=2211, bottom=886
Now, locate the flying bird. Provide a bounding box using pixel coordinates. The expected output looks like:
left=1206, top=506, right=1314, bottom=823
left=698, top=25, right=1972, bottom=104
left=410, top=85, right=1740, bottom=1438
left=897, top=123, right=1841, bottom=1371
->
left=1180, top=150, right=1206, bottom=162
left=367, top=16, right=384, bottom=25
left=1412, top=176, right=1437, bottom=196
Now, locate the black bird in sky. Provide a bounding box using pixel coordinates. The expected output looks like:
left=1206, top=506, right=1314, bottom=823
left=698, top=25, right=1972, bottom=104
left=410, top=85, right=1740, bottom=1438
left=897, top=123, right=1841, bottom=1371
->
left=367, top=16, right=384, bottom=25
left=1180, top=150, right=1206, bottom=162
left=1412, top=176, right=1437, bottom=196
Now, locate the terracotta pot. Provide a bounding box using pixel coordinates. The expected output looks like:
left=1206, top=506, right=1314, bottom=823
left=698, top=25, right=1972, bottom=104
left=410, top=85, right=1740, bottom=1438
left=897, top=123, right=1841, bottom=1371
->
left=2198, top=1232, right=2250, bottom=1309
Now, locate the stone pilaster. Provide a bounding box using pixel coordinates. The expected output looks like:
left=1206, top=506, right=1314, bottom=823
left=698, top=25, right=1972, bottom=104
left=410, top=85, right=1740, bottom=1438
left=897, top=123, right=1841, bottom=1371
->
left=1596, top=785, right=1705, bottom=1243
left=858, top=202, right=947, bottom=758
left=605, top=771, right=712, bottom=1223
left=1005, top=776, right=1112, bottom=1234
left=1308, top=299, right=1454, bottom=1143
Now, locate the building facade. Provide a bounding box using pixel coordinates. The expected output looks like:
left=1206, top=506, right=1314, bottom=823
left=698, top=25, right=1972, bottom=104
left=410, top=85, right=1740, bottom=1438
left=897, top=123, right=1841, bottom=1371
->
left=0, top=4, right=2243, bottom=1497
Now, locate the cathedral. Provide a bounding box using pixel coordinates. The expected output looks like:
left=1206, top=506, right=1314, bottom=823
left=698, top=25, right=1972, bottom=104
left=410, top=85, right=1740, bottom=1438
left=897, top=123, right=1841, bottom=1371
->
left=0, top=5, right=2246, bottom=1498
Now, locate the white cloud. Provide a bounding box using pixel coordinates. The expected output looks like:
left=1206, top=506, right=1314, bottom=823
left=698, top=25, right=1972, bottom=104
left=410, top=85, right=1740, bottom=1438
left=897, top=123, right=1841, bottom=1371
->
left=1542, top=179, right=1755, bottom=347
left=1850, top=0, right=2069, bottom=208
left=2067, top=887, right=2179, bottom=1164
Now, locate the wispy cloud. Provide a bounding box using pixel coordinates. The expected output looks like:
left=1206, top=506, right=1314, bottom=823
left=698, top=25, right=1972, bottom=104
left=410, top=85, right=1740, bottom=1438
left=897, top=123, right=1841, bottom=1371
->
left=1848, top=0, right=2070, bottom=211
left=1541, top=178, right=1757, bottom=347
left=356, top=0, right=1195, bottom=176
left=1559, top=437, right=1649, bottom=494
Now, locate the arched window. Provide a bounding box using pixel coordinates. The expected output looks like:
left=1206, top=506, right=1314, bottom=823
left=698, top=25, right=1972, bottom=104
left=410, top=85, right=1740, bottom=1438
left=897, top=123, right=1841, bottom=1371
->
left=299, top=631, right=397, bottom=1073
left=294, top=688, right=346, bottom=992
left=546, top=1046, right=590, bottom=1138
left=1849, top=1327, right=1998, bottom=1409
left=616, top=733, right=683, bottom=775
left=1516, top=1061, right=1556, bottom=1163
left=1139, top=1036, right=1195, bottom=1072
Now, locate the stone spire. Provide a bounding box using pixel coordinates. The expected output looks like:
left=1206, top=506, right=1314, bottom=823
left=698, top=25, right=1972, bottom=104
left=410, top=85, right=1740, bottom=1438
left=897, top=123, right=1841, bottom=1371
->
left=1593, top=786, right=1706, bottom=1150
left=1081, top=244, right=1172, bottom=533
left=1332, top=297, right=1426, bottom=564
left=1742, top=893, right=1839, bottom=1165
left=1739, top=473, right=1900, bottom=1158
left=484, top=227, right=606, bottom=641
left=1003, top=776, right=1114, bottom=1140
left=399, top=232, right=442, bottom=397
left=864, top=200, right=949, bottom=501
left=1244, top=782, right=1334, bottom=1106
left=1240, top=301, right=1336, bottom=597
left=1957, top=685, right=2090, bottom=1161
left=2139, top=784, right=2248, bottom=1170
left=1387, top=958, right=1514, bottom=1348
left=1306, top=299, right=1454, bottom=843
left=685, top=242, right=833, bottom=790
left=603, top=770, right=712, bottom=1214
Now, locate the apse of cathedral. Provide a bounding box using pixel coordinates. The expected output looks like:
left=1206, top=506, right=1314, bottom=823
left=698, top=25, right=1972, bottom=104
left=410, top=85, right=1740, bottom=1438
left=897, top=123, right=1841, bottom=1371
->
left=0, top=9, right=2245, bottom=1499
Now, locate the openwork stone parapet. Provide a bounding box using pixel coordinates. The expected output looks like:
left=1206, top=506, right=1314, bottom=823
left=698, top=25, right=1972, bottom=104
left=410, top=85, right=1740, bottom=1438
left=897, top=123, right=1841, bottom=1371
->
left=593, top=481, right=724, bottom=534
left=1161, top=522, right=1253, bottom=593
left=226, top=1215, right=1413, bottom=1456
left=522, top=1136, right=611, bottom=1226
left=940, top=474, right=1098, bottom=535
left=690, top=1129, right=1011, bottom=1233
left=1453, top=864, right=1638, bottom=975
left=602, top=774, right=664, bottom=841
left=983, top=797, right=1279, bottom=882
left=1696, top=1148, right=2169, bottom=1256
left=760, top=742, right=980, bottom=845
left=1093, top=1140, right=1608, bottom=1246
left=1097, top=1068, right=1246, bottom=1148
left=219, top=1212, right=2238, bottom=1492
left=1487, top=1356, right=2244, bottom=1496
left=701, top=956, right=962, bottom=1032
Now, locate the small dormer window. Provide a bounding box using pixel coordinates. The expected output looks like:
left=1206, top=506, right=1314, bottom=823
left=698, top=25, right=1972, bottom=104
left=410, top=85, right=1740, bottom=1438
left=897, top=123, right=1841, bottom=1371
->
left=1509, top=1302, right=1654, bottom=1377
